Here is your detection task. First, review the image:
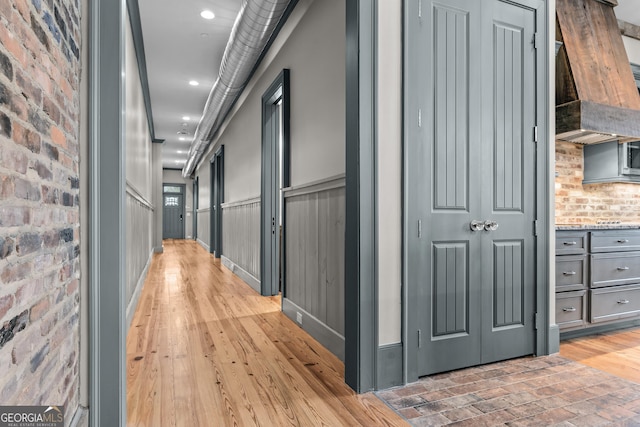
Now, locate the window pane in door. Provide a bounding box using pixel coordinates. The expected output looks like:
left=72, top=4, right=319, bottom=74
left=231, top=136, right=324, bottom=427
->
left=163, top=185, right=182, bottom=193
left=165, top=196, right=179, bottom=207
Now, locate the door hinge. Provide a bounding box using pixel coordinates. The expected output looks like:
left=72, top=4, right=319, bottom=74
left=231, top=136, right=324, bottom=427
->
left=534, top=312, right=539, bottom=330
left=418, top=108, right=422, bottom=128
left=534, top=220, right=539, bottom=236
left=418, top=220, right=422, bottom=238
left=418, top=329, right=422, bottom=348
left=533, top=32, right=539, bottom=49
left=533, top=125, right=538, bottom=143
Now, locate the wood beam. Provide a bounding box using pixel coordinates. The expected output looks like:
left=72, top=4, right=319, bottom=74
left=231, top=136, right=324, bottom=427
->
left=619, top=19, right=640, bottom=41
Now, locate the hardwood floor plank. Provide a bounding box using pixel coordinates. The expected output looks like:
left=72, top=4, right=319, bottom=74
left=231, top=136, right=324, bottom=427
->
left=560, top=326, right=640, bottom=384
left=126, top=239, right=407, bottom=426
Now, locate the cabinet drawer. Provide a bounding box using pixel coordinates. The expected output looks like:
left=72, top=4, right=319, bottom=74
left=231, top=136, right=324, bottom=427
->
left=591, top=230, right=640, bottom=253
left=590, top=285, right=640, bottom=323
left=555, top=255, right=587, bottom=292
left=591, top=252, right=640, bottom=288
left=556, top=232, right=588, bottom=255
left=556, top=290, right=586, bottom=330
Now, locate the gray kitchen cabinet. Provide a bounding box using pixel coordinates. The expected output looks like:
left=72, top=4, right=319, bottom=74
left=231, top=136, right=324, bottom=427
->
left=556, top=290, right=587, bottom=330
left=555, top=231, right=588, bottom=331
left=591, top=284, right=640, bottom=323
left=556, top=229, right=640, bottom=333
left=583, top=141, right=640, bottom=184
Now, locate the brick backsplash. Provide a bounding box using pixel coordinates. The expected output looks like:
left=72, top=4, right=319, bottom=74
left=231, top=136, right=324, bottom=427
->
left=555, top=140, right=640, bottom=224
left=0, top=0, right=81, bottom=420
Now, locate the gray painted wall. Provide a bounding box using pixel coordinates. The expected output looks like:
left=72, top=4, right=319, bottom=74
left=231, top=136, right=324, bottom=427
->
left=125, top=19, right=152, bottom=199
left=124, top=14, right=154, bottom=318
left=195, top=0, right=346, bottom=199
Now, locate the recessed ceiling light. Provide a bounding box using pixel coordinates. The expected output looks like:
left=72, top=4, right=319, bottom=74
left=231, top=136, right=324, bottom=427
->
left=182, top=116, right=190, bottom=121
left=200, top=10, right=215, bottom=20
left=189, top=80, right=199, bottom=86
left=177, top=150, right=184, bottom=154
left=179, top=137, right=186, bottom=141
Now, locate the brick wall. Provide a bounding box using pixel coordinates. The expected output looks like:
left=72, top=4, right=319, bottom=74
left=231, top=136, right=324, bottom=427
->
left=0, top=0, right=81, bottom=418
left=555, top=141, right=640, bottom=224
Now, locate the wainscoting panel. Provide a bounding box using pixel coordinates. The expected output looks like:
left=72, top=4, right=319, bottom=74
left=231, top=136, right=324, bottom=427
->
left=197, top=208, right=210, bottom=251
left=284, top=177, right=345, bottom=356
left=222, top=198, right=261, bottom=285
left=126, top=185, right=154, bottom=327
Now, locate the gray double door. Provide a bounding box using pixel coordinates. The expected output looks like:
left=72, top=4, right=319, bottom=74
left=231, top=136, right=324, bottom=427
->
left=408, top=0, right=540, bottom=376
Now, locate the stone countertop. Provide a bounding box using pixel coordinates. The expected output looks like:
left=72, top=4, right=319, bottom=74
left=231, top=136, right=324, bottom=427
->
left=556, top=224, right=640, bottom=230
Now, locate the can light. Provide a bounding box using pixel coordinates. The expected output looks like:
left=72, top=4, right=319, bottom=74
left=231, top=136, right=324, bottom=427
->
left=189, top=80, right=199, bottom=86
left=200, top=10, right=215, bottom=20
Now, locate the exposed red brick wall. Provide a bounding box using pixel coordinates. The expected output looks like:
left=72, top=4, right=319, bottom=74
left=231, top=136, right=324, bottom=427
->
left=0, top=0, right=81, bottom=416
left=555, top=141, right=640, bottom=224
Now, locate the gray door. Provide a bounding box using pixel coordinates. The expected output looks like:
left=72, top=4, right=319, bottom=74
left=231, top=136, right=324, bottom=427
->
left=211, top=147, right=224, bottom=257
left=261, top=70, right=289, bottom=297
left=163, top=192, right=184, bottom=239
left=193, top=178, right=198, bottom=241
left=409, top=0, right=539, bottom=376
left=261, top=99, right=281, bottom=296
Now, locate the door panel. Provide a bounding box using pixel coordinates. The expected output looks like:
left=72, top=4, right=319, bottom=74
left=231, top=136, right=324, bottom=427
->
left=433, top=4, right=470, bottom=211
left=481, top=0, right=536, bottom=363
left=414, top=0, right=538, bottom=376
left=417, top=0, right=482, bottom=376
left=432, top=242, right=469, bottom=336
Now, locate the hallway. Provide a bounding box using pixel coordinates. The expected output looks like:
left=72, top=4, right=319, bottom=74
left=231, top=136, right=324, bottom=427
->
left=126, top=240, right=406, bottom=426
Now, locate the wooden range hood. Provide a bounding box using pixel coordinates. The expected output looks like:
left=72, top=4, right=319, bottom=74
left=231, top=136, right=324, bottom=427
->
left=556, top=0, right=640, bottom=144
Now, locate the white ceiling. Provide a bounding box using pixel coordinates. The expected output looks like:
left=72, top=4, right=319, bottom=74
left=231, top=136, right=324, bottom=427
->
left=138, top=0, right=640, bottom=171
left=616, top=0, right=640, bottom=26
left=138, top=0, right=242, bottom=170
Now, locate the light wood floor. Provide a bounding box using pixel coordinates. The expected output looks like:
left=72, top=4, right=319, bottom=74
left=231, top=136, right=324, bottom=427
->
left=560, top=326, right=640, bottom=383
left=126, top=239, right=407, bottom=426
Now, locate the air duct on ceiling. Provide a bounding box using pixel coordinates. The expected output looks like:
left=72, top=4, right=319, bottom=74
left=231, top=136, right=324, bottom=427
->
left=182, top=0, right=293, bottom=178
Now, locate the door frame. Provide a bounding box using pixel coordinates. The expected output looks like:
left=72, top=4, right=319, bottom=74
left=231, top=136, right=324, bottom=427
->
left=162, top=183, right=186, bottom=239
left=89, top=0, right=126, bottom=424
left=260, top=69, right=290, bottom=297
left=345, top=0, right=378, bottom=392
left=193, top=177, right=198, bottom=240
left=210, top=146, right=224, bottom=257
left=402, top=0, right=552, bottom=383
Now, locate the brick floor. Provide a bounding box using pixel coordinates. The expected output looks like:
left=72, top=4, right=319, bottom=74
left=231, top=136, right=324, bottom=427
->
left=376, top=355, right=640, bottom=426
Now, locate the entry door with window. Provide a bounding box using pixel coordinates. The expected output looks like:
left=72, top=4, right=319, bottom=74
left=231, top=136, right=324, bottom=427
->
left=407, top=0, right=540, bottom=376
left=163, top=184, right=185, bottom=239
